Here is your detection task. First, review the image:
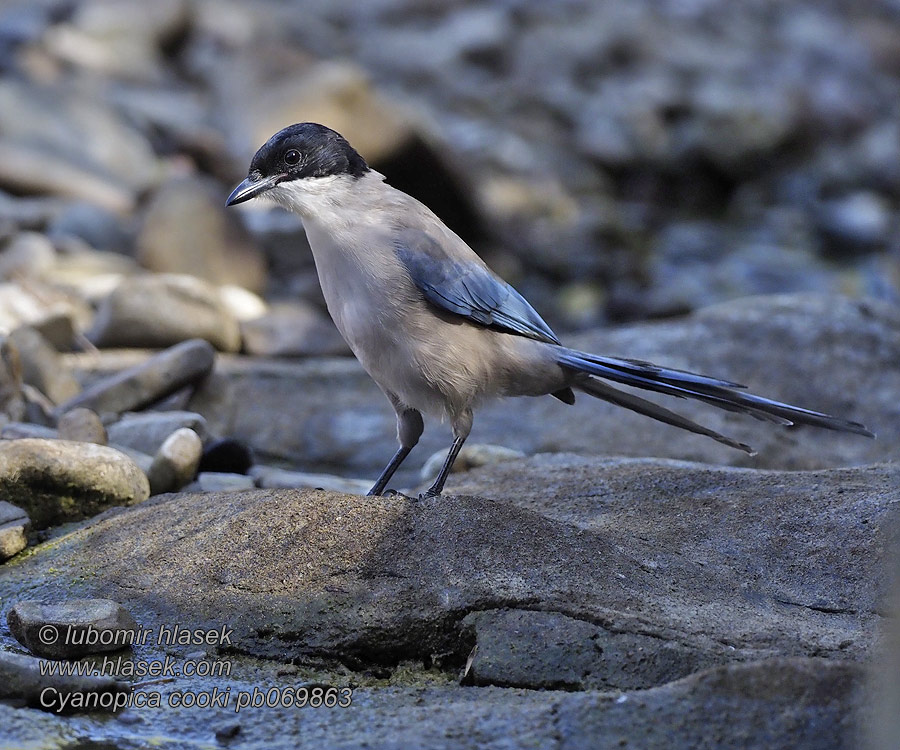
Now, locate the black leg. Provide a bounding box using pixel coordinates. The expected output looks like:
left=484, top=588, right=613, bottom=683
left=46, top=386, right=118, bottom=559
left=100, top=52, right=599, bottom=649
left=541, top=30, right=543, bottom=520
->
left=367, top=399, right=423, bottom=497
left=421, top=435, right=466, bottom=499
left=367, top=445, right=412, bottom=496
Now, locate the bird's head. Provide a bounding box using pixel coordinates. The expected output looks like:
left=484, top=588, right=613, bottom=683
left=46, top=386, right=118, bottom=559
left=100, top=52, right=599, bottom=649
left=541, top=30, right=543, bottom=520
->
left=226, top=123, right=369, bottom=210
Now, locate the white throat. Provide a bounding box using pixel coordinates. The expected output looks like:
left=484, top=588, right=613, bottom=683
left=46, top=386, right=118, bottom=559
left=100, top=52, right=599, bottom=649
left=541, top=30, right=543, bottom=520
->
left=266, top=170, right=387, bottom=221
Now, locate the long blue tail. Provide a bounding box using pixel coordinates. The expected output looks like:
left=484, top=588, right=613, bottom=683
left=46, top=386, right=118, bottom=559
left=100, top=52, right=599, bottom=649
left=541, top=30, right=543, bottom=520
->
left=556, top=348, right=873, bottom=454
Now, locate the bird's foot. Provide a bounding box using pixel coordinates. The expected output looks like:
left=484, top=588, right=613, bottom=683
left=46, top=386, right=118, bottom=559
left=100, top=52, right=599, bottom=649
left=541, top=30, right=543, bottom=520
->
left=417, top=489, right=441, bottom=501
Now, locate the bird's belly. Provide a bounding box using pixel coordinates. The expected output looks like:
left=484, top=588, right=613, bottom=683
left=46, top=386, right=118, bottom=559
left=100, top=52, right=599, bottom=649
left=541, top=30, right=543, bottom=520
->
left=329, top=297, right=447, bottom=414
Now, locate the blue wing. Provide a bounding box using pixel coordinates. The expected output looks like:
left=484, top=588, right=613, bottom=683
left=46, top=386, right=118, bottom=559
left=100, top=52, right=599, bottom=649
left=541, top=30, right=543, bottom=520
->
left=394, top=228, right=560, bottom=345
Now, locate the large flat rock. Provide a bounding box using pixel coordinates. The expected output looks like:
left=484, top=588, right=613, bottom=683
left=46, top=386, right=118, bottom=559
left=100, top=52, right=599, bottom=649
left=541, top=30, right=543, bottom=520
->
left=0, top=457, right=892, bottom=679
left=69, top=294, right=897, bottom=477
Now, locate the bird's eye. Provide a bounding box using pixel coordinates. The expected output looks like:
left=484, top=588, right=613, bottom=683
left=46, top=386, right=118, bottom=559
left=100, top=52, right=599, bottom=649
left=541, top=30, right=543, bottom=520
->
left=284, top=149, right=301, bottom=166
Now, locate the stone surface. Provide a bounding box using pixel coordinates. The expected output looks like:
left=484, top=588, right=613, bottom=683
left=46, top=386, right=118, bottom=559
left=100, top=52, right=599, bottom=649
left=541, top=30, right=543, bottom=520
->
left=57, top=339, right=215, bottom=418
left=0, top=439, right=149, bottom=528
left=106, top=410, right=208, bottom=455
left=461, top=608, right=716, bottom=691
left=0, top=500, right=29, bottom=560
left=7, top=326, right=81, bottom=405
left=551, top=658, right=866, bottom=750
left=240, top=302, right=349, bottom=357
left=0, top=656, right=867, bottom=748
left=57, top=407, right=107, bottom=445
left=7, top=599, right=140, bottom=659
left=179, top=295, right=897, bottom=474
left=147, top=427, right=203, bottom=494
left=137, top=176, right=266, bottom=293
left=1, top=458, right=891, bottom=669
left=89, top=274, right=242, bottom=352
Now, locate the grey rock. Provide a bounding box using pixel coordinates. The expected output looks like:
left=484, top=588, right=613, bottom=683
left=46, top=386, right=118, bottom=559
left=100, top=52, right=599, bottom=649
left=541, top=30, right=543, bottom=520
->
left=0, top=650, right=129, bottom=713
left=89, top=275, right=241, bottom=352
left=181, top=295, right=896, bottom=473
left=240, top=302, right=349, bottom=357
left=0, top=500, right=29, bottom=560
left=0, top=281, right=86, bottom=345
left=137, top=176, right=266, bottom=294
left=1, top=422, right=58, bottom=440
left=249, top=465, right=371, bottom=494
left=147, top=427, right=202, bottom=495
left=420, top=444, right=525, bottom=483
left=0, top=231, right=55, bottom=280
left=0, top=78, right=159, bottom=192
left=818, top=191, right=892, bottom=255
left=107, top=410, right=208, bottom=455
left=58, top=339, right=215, bottom=418
left=0, top=438, right=149, bottom=528
left=110, top=444, right=153, bottom=476
left=462, top=608, right=715, bottom=691
left=0, top=190, right=70, bottom=231
left=553, top=658, right=865, bottom=750
left=57, top=407, right=107, bottom=445
left=7, top=599, right=140, bottom=659
left=44, top=0, right=189, bottom=83
left=0, top=139, right=134, bottom=214
left=5, top=458, right=892, bottom=670
left=47, top=201, right=131, bottom=252
left=8, top=326, right=81, bottom=405
left=185, top=472, right=256, bottom=493
left=0, top=334, right=23, bottom=421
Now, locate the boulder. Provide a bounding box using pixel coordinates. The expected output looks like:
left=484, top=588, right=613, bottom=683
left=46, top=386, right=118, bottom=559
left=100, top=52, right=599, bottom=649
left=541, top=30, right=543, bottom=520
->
left=57, top=339, right=215, bottom=418
left=137, top=176, right=266, bottom=293
left=1, top=458, right=891, bottom=670
left=7, top=599, right=140, bottom=659
left=0, top=439, right=149, bottom=528
left=106, top=411, right=208, bottom=455
left=88, top=275, right=241, bottom=352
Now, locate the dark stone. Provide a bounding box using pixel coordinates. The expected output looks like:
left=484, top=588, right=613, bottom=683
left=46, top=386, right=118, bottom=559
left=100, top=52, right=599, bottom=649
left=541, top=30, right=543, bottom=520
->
left=199, top=437, right=254, bottom=475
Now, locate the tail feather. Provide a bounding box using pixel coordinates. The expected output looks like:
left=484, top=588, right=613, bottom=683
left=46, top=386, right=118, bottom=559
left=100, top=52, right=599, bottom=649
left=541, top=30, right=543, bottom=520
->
left=578, top=378, right=757, bottom=455
left=558, top=348, right=874, bottom=449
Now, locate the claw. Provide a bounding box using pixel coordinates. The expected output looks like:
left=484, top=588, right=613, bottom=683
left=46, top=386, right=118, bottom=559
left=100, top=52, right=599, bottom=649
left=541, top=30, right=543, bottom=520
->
left=417, top=490, right=441, bottom=501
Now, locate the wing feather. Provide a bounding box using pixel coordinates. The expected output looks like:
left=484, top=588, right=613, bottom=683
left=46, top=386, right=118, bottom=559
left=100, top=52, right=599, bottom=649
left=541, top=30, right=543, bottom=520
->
left=394, top=228, right=560, bottom=345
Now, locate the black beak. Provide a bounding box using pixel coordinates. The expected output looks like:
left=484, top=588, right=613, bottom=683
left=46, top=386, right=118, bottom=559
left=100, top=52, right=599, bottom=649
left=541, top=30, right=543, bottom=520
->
left=225, top=173, right=283, bottom=206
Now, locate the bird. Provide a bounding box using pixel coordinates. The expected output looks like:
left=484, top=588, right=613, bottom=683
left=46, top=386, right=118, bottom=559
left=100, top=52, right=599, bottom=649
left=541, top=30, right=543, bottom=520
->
left=227, top=122, right=873, bottom=499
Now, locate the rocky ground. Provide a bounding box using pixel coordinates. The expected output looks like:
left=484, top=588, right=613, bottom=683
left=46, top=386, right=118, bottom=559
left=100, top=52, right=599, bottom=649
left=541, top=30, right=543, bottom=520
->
left=0, top=0, right=899, bottom=748
left=0, top=292, right=897, bottom=749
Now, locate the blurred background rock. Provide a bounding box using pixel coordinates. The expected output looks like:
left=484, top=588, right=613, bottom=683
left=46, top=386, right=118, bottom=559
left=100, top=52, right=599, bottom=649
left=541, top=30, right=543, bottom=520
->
left=0, top=0, right=897, bottom=349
